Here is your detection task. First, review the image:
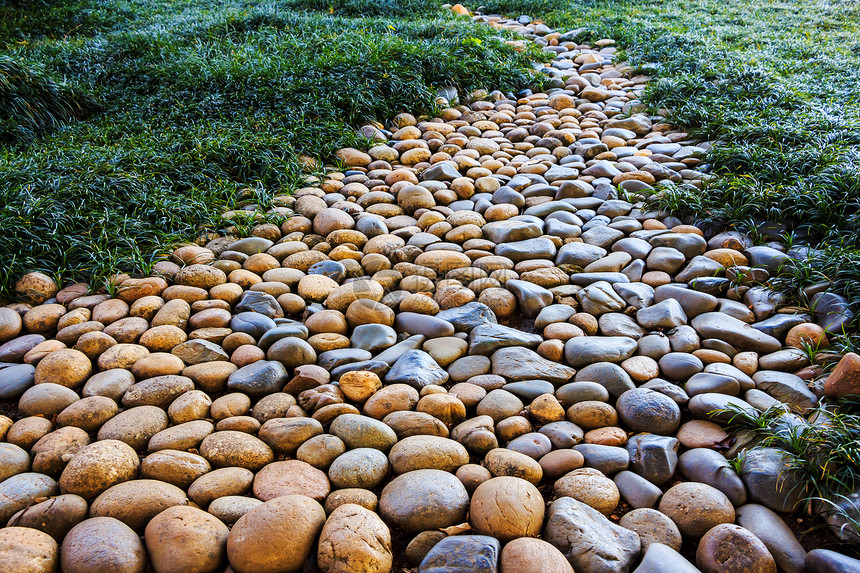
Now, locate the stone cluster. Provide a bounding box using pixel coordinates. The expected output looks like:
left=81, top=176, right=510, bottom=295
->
left=0, top=6, right=858, bottom=573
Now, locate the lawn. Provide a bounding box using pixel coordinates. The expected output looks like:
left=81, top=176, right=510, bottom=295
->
left=474, top=0, right=860, bottom=339
left=0, top=0, right=544, bottom=295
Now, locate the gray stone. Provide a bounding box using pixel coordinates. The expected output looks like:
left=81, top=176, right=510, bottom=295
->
left=419, top=535, right=500, bottom=573
left=617, top=388, right=681, bottom=435
left=574, top=444, right=630, bottom=474
left=626, top=434, right=679, bottom=486
left=613, top=283, right=654, bottom=310
left=491, top=347, right=576, bottom=384
left=641, top=379, right=690, bottom=405
left=227, top=361, right=288, bottom=397
left=235, top=290, right=282, bottom=318
left=0, top=363, right=35, bottom=399
left=658, top=352, right=703, bottom=381
left=653, top=285, right=718, bottom=318
left=668, top=325, right=701, bottom=352
left=565, top=336, right=637, bottom=368
left=556, top=382, right=610, bottom=407
left=505, top=279, right=554, bottom=318
left=649, top=233, right=707, bottom=258
left=636, top=334, right=671, bottom=359
left=256, top=324, right=309, bottom=351
left=503, top=380, right=555, bottom=402
left=740, top=447, right=805, bottom=513
left=575, top=362, right=634, bottom=398
left=568, top=272, right=630, bottom=286
left=675, top=256, right=725, bottom=283
left=386, top=350, right=448, bottom=389
left=534, top=304, right=577, bottom=329
left=752, top=371, right=818, bottom=412
left=684, top=372, right=740, bottom=397
left=375, top=335, right=426, bottom=366
left=811, top=292, right=855, bottom=334
left=752, top=313, right=810, bottom=340
left=483, top=220, right=542, bottom=244
left=556, top=243, right=607, bottom=267
left=633, top=543, right=700, bottom=573
left=806, top=549, right=860, bottom=573
left=637, top=299, right=687, bottom=329
left=421, top=162, right=461, bottom=182
left=688, top=393, right=757, bottom=422
left=577, top=281, right=626, bottom=315
left=228, top=237, right=273, bottom=255
left=599, top=313, right=646, bottom=339
left=678, top=448, right=747, bottom=506
left=308, top=260, right=346, bottom=282
left=539, top=421, right=584, bottom=449
left=495, top=238, right=557, bottom=263
left=379, top=469, right=470, bottom=533
left=704, top=363, right=755, bottom=391
left=395, top=312, right=456, bottom=339
left=435, top=302, right=497, bottom=332
left=745, top=245, right=790, bottom=272
left=230, top=312, right=276, bottom=340
left=544, top=497, right=641, bottom=573
left=318, top=348, right=373, bottom=370
left=351, top=324, right=397, bottom=353
left=614, top=470, right=662, bottom=509
left=737, top=504, right=807, bottom=573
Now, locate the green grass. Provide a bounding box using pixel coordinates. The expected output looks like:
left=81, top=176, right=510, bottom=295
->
left=474, top=0, right=860, bottom=330
left=0, top=0, right=545, bottom=295
left=724, top=401, right=860, bottom=547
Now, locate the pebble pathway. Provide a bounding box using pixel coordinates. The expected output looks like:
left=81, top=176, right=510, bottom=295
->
left=1, top=5, right=859, bottom=573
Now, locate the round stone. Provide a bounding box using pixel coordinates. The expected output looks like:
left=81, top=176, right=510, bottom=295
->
left=616, top=388, right=681, bottom=435
left=89, top=479, right=190, bottom=530
left=484, top=448, right=543, bottom=485
left=379, top=469, right=470, bottom=533
left=0, top=526, right=58, bottom=573
left=619, top=508, right=683, bottom=551
left=328, top=448, right=390, bottom=490
left=144, top=506, right=229, bottom=573
left=697, top=523, right=777, bottom=573
left=659, top=482, right=736, bottom=538
left=470, top=476, right=545, bottom=542
left=500, top=538, right=573, bottom=573
left=61, top=517, right=146, bottom=573
left=553, top=468, right=620, bottom=515
left=389, top=435, right=469, bottom=474
left=253, top=460, right=330, bottom=502
left=59, top=440, right=140, bottom=500
left=33, top=348, right=92, bottom=388
left=227, top=495, right=326, bottom=573
left=317, top=504, right=392, bottom=573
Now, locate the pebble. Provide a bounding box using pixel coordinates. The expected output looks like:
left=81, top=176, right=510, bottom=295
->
left=0, top=10, right=848, bottom=571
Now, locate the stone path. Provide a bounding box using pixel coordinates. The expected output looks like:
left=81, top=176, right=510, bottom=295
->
left=0, top=5, right=859, bottom=573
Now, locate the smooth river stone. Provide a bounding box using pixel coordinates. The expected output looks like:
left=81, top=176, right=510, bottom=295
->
left=468, top=323, right=543, bottom=355
left=564, top=336, right=638, bottom=368
left=394, top=313, right=455, bottom=338
left=691, top=312, right=781, bottom=353
left=495, top=238, right=557, bottom=263
left=505, top=279, right=554, bottom=318
left=385, top=350, right=449, bottom=389
left=435, top=302, right=497, bottom=332
left=491, top=347, right=576, bottom=385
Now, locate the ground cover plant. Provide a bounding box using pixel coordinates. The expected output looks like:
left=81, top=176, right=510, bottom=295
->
left=474, top=0, right=860, bottom=335
left=0, top=0, right=544, bottom=295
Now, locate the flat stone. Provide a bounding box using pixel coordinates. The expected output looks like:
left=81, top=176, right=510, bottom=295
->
left=740, top=447, right=805, bottom=513
left=469, top=323, right=543, bottom=355
left=565, top=336, right=637, bottom=368
left=227, top=361, right=288, bottom=397
left=737, top=504, right=807, bottom=573
left=491, top=347, right=576, bottom=384
left=691, top=312, right=781, bottom=353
